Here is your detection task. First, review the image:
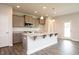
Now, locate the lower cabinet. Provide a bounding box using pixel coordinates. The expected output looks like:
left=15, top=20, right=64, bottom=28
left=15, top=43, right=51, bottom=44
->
left=13, top=32, right=22, bottom=44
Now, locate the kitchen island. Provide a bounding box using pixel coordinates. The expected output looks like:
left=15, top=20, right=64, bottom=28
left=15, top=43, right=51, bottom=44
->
left=22, top=32, right=58, bottom=54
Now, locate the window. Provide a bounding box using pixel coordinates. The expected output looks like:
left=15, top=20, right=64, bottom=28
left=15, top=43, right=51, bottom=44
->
left=64, top=22, right=71, bottom=38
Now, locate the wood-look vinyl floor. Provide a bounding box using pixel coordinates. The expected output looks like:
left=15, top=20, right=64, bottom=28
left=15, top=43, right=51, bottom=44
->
left=0, top=39, right=79, bottom=55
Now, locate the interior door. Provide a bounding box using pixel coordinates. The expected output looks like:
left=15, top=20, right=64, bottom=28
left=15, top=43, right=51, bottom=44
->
left=0, top=15, right=10, bottom=47
left=0, top=5, right=12, bottom=47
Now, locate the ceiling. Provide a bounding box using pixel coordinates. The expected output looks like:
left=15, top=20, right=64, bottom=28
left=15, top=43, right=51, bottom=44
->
left=3, top=3, right=79, bottom=17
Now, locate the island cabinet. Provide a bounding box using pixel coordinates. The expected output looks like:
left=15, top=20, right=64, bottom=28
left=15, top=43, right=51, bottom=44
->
left=22, top=33, right=58, bottom=54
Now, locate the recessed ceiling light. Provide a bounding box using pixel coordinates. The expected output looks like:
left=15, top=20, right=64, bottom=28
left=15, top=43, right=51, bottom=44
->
left=16, top=5, right=20, bottom=8
left=43, top=6, right=47, bottom=9
left=34, top=11, right=38, bottom=13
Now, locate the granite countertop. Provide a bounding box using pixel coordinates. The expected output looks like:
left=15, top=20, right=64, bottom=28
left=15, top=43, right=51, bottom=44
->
left=22, top=32, right=57, bottom=37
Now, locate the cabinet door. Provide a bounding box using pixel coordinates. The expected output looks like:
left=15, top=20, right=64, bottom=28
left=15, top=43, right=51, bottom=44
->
left=13, top=15, right=24, bottom=27
left=25, top=16, right=32, bottom=23
left=39, top=19, right=45, bottom=25
left=13, top=33, right=22, bottom=43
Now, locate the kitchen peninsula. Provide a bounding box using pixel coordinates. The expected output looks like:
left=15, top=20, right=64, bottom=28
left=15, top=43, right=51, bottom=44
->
left=22, top=32, right=58, bottom=54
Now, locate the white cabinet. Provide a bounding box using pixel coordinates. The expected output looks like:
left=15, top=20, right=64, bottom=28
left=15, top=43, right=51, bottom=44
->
left=0, top=5, right=12, bottom=47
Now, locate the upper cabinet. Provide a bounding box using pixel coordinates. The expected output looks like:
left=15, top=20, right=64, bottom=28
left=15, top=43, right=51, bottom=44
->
left=13, top=15, right=24, bottom=27
left=39, top=17, right=46, bottom=25
left=25, top=15, right=39, bottom=26
left=25, top=16, right=34, bottom=24
left=13, top=15, right=39, bottom=27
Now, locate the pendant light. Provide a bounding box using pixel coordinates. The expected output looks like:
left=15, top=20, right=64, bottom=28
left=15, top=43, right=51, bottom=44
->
left=40, top=16, right=44, bottom=19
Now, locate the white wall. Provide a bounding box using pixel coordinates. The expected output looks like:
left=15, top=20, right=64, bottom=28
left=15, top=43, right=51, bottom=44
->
left=0, top=4, right=12, bottom=47
left=55, top=12, right=79, bottom=41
